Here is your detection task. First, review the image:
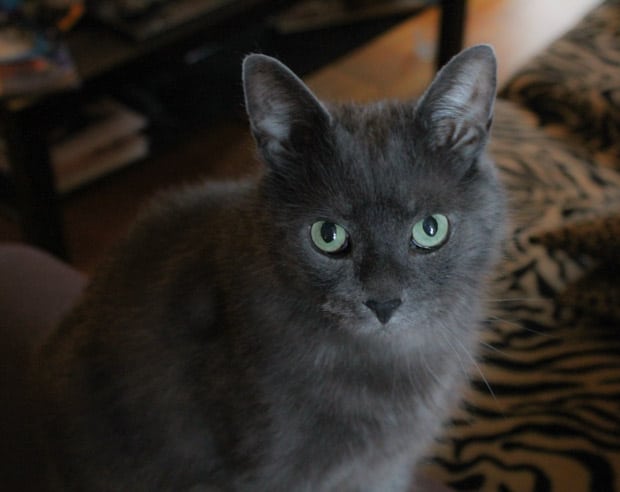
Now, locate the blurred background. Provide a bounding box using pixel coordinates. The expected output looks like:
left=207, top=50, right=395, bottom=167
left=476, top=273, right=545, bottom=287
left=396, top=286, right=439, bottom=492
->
left=0, top=0, right=601, bottom=272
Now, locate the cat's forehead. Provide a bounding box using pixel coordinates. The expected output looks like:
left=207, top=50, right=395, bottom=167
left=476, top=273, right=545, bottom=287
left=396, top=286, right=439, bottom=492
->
left=331, top=101, right=415, bottom=144
left=330, top=102, right=414, bottom=174
left=323, top=102, right=454, bottom=212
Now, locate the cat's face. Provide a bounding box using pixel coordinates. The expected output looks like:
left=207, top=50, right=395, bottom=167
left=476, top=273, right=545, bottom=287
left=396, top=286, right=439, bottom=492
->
left=243, top=47, right=504, bottom=349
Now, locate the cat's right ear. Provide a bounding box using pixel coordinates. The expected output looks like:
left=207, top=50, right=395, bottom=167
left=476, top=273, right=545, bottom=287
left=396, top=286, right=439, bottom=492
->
left=414, top=44, right=497, bottom=165
left=243, top=54, right=332, bottom=164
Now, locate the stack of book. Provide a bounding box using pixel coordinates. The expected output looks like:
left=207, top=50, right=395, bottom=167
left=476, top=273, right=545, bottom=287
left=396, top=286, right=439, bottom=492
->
left=0, top=25, right=79, bottom=98
left=90, top=0, right=236, bottom=41
left=0, top=97, right=149, bottom=193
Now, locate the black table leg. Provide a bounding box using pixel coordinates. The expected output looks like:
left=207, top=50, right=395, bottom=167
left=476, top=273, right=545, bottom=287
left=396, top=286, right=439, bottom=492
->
left=3, top=105, right=68, bottom=260
left=437, top=0, right=467, bottom=69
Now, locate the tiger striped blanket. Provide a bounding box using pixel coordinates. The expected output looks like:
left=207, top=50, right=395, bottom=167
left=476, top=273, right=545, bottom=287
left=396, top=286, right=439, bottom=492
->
left=423, top=2, right=620, bottom=488
left=423, top=100, right=620, bottom=492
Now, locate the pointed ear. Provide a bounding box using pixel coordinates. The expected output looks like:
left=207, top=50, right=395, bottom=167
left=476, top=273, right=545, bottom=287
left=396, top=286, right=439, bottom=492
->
left=414, top=44, right=497, bottom=161
left=242, top=54, right=331, bottom=163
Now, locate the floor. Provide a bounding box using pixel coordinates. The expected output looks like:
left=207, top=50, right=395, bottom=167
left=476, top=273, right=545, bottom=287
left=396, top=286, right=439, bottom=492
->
left=0, top=0, right=602, bottom=272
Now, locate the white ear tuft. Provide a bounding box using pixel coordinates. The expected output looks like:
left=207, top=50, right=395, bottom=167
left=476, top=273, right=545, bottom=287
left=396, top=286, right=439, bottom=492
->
left=242, top=54, right=331, bottom=161
left=415, top=44, right=497, bottom=155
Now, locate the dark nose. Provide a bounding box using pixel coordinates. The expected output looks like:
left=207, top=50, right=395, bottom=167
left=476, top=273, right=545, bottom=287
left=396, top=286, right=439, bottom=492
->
left=364, top=299, right=402, bottom=324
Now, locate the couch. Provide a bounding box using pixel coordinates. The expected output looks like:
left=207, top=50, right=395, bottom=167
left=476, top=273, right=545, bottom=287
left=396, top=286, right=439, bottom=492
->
left=422, top=1, right=620, bottom=490
left=3, top=1, right=620, bottom=490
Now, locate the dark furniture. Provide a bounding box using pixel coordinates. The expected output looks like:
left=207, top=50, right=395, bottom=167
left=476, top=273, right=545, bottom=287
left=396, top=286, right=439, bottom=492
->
left=0, top=0, right=465, bottom=260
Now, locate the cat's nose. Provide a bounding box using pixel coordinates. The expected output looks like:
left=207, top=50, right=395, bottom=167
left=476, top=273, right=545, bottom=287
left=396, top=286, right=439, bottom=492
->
left=364, top=299, right=402, bottom=324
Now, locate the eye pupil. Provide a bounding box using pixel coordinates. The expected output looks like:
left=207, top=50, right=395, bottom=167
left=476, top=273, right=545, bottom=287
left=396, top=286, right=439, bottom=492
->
left=321, top=222, right=337, bottom=243
left=411, top=214, right=449, bottom=250
left=310, top=221, right=349, bottom=254
left=423, top=216, right=438, bottom=237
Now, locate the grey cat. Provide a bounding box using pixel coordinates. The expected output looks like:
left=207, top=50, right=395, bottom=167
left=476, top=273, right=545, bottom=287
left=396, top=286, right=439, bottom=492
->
left=33, top=45, right=504, bottom=491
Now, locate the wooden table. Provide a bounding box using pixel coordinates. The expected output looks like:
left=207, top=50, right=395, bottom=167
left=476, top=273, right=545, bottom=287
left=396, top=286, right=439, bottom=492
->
left=0, top=0, right=465, bottom=259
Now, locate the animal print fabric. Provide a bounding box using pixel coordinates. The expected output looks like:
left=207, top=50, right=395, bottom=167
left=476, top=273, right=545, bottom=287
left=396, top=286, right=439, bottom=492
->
left=557, top=265, right=620, bottom=323
left=531, top=214, right=620, bottom=323
left=421, top=100, right=620, bottom=491
left=500, top=0, right=620, bottom=169
left=532, top=214, right=620, bottom=264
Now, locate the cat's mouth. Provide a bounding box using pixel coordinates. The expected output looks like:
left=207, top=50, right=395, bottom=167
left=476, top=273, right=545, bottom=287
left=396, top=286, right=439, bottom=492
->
left=321, top=298, right=413, bottom=335
left=319, top=297, right=438, bottom=350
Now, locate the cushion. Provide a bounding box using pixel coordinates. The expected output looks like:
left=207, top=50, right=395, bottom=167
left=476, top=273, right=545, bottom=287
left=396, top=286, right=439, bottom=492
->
left=530, top=213, right=620, bottom=323
left=500, top=0, right=620, bottom=168
left=0, top=242, right=86, bottom=490
left=422, top=100, right=620, bottom=491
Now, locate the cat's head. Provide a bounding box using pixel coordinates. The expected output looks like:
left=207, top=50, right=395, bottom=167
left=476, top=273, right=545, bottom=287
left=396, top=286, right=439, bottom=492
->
left=242, top=46, right=504, bottom=350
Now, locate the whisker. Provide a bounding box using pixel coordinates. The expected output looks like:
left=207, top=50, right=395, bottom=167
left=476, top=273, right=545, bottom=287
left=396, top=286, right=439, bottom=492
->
left=484, top=315, right=525, bottom=330
left=485, top=315, right=558, bottom=339
left=520, top=325, right=557, bottom=338
left=497, top=318, right=558, bottom=338
left=451, top=337, right=503, bottom=416
left=418, top=351, right=446, bottom=390
left=485, top=297, right=544, bottom=303
left=436, top=327, right=469, bottom=377
left=478, top=341, right=509, bottom=357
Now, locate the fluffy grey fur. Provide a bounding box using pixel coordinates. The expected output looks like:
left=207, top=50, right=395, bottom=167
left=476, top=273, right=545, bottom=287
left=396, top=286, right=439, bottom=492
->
left=33, top=45, right=504, bottom=491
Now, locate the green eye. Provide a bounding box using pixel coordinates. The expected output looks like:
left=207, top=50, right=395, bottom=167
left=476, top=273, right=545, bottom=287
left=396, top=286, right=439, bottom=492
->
left=411, top=214, right=450, bottom=250
left=310, top=221, right=349, bottom=254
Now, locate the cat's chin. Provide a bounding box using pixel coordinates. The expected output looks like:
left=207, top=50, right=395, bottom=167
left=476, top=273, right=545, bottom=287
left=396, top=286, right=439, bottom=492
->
left=374, top=317, right=430, bottom=349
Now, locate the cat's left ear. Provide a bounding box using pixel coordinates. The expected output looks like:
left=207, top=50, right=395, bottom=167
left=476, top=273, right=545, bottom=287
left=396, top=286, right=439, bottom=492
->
left=414, top=44, right=497, bottom=162
left=243, top=54, right=332, bottom=163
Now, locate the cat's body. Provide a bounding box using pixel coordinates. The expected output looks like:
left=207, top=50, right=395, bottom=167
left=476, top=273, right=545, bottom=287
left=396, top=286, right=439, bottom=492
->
left=34, top=46, right=504, bottom=491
